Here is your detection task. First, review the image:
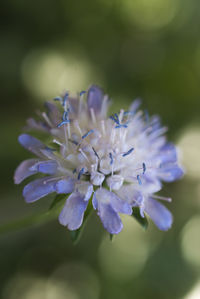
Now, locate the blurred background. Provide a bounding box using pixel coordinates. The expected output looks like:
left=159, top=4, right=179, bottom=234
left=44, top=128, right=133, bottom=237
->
left=1, top=0, right=200, bottom=298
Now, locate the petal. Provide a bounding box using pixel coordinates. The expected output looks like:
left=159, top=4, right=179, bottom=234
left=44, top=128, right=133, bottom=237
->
left=144, top=198, right=173, bottom=231
left=158, top=142, right=177, bottom=164
left=129, top=98, right=141, bottom=113
left=30, top=160, right=58, bottom=175
left=106, top=175, right=124, bottom=190
left=18, top=134, right=46, bottom=158
left=97, top=202, right=123, bottom=234
left=75, top=182, right=93, bottom=201
left=58, top=192, right=88, bottom=230
left=87, top=85, right=103, bottom=114
left=116, top=185, right=143, bottom=206
left=95, top=188, right=132, bottom=215
left=159, top=164, right=184, bottom=182
left=55, top=178, right=75, bottom=194
left=14, top=159, right=39, bottom=184
left=26, top=118, right=49, bottom=132
left=23, top=176, right=58, bottom=203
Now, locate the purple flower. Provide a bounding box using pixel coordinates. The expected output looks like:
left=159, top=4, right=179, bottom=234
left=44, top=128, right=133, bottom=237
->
left=14, top=85, right=184, bottom=234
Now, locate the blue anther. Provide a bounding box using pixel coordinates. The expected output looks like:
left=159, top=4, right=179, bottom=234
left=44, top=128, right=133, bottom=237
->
left=109, top=152, right=114, bottom=165
left=142, top=162, right=146, bottom=174
left=115, top=123, right=128, bottom=129
left=92, top=147, right=99, bottom=159
left=53, top=96, right=63, bottom=102
left=137, top=175, right=142, bottom=185
left=80, top=90, right=86, bottom=96
left=78, top=168, right=85, bottom=180
left=57, top=120, right=71, bottom=127
left=110, top=113, right=129, bottom=129
left=63, top=92, right=69, bottom=107
left=109, top=114, right=120, bottom=125
left=62, top=111, right=69, bottom=121
left=122, top=147, right=134, bottom=157
left=82, top=129, right=94, bottom=139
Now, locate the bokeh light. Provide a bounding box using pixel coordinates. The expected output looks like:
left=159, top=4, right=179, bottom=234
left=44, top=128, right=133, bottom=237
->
left=184, top=281, right=200, bottom=299
left=98, top=215, right=162, bottom=281
left=21, top=49, right=99, bottom=100
left=120, top=0, right=180, bottom=30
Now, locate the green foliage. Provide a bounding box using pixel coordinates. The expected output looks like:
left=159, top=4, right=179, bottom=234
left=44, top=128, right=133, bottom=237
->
left=0, top=194, right=67, bottom=235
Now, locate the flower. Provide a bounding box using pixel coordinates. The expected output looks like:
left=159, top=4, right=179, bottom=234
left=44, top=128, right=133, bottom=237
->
left=14, top=85, right=184, bottom=234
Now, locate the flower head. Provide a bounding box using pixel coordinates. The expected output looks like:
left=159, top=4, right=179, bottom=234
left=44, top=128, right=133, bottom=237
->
left=14, top=85, right=184, bottom=234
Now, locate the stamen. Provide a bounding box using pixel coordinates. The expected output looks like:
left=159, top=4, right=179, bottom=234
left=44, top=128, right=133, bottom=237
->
left=90, top=108, right=96, bottom=124
left=137, top=175, right=142, bottom=185
left=101, top=120, right=106, bottom=135
left=53, top=139, right=64, bottom=147
left=74, top=121, right=83, bottom=136
left=78, top=168, right=85, bottom=180
left=80, top=90, right=86, bottom=96
left=92, top=147, right=99, bottom=159
left=82, top=129, right=94, bottom=139
left=53, top=96, right=63, bottom=102
left=57, top=120, right=70, bottom=127
left=42, top=112, right=53, bottom=127
left=122, top=148, right=134, bottom=157
left=152, top=195, right=172, bottom=202
left=109, top=152, right=114, bottom=165
left=79, top=148, right=90, bottom=162
left=142, top=162, right=146, bottom=174
left=63, top=92, right=69, bottom=109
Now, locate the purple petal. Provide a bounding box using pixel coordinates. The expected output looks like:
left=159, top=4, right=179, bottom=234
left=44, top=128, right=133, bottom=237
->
left=116, top=185, right=143, bottom=206
left=26, top=118, right=49, bottom=132
left=14, top=159, right=39, bottom=184
left=58, top=192, right=88, bottom=230
left=97, top=202, right=123, bottom=234
left=75, top=182, right=93, bottom=201
left=18, top=134, right=46, bottom=158
left=23, top=176, right=58, bottom=203
left=30, top=160, right=58, bottom=175
left=144, top=198, right=173, bottom=231
left=158, top=143, right=177, bottom=164
left=159, top=164, right=184, bottom=182
left=129, top=98, right=141, bottom=113
left=55, top=178, right=75, bottom=194
left=87, top=85, right=103, bottom=114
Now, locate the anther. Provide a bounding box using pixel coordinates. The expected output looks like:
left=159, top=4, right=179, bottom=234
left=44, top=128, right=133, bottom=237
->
left=109, top=153, right=114, bottom=165
left=137, top=175, right=142, bottom=185
left=80, top=90, right=86, bottom=96
left=142, top=162, right=146, bottom=174
left=122, top=148, right=134, bottom=157
left=92, top=147, right=99, bottom=159
left=78, top=168, right=85, bottom=180
left=82, top=129, right=94, bottom=139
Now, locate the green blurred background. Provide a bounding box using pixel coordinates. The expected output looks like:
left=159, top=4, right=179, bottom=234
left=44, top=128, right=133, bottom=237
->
left=1, top=0, right=200, bottom=298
